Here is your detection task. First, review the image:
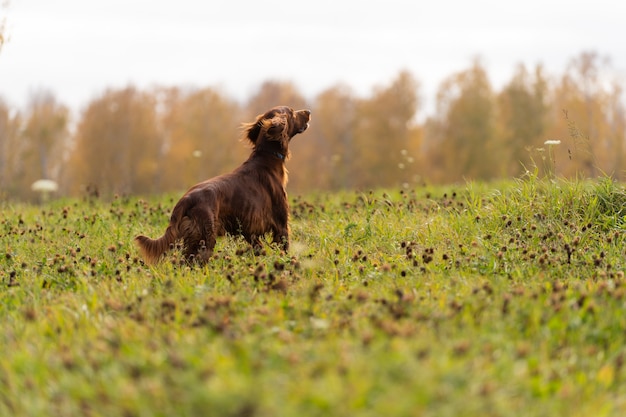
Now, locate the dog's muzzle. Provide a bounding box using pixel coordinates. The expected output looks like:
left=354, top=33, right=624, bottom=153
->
left=297, top=110, right=311, bottom=133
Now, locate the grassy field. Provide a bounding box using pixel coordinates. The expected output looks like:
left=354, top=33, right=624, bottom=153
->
left=2, top=174, right=626, bottom=416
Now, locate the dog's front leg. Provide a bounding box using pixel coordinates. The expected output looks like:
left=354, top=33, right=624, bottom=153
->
left=272, top=227, right=289, bottom=252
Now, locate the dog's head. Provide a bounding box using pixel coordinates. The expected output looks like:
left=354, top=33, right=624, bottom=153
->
left=242, top=106, right=311, bottom=155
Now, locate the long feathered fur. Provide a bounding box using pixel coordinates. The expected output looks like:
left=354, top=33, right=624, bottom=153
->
left=134, top=201, right=186, bottom=264
left=134, top=106, right=311, bottom=265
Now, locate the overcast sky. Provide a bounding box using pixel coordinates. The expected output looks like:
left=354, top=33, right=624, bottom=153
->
left=1, top=0, right=625, bottom=116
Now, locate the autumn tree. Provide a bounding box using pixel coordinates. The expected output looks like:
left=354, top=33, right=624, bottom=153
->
left=426, top=60, right=497, bottom=182
left=497, top=64, right=550, bottom=176
left=68, top=87, right=162, bottom=197
left=605, top=83, right=626, bottom=177
left=0, top=91, right=68, bottom=202
left=308, top=84, right=357, bottom=189
left=246, top=81, right=308, bottom=118
left=546, top=51, right=625, bottom=179
left=157, top=87, right=241, bottom=191
left=23, top=90, right=68, bottom=177
left=6, top=51, right=626, bottom=199
left=352, top=70, right=420, bottom=188
left=6, top=91, right=70, bottom=201
left=0, top=99, right=22, bottom=198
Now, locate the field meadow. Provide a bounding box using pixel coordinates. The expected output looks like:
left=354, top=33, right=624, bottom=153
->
left=2, top=174, right=626, bottom=416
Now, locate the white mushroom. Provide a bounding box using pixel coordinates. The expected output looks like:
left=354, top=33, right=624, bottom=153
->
left=31, top=179, right=59, bottom=202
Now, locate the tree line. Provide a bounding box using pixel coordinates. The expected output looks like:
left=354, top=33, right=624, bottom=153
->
left=1, top=51, right=624, bottom=202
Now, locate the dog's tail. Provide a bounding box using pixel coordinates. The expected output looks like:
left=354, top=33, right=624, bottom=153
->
left=134, top=226, right=178, bottom=265
left=135, top=200, right=189, bottom=265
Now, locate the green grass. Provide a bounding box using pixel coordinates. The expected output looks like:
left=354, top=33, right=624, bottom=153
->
left=2, top=175, right=626, bottom=416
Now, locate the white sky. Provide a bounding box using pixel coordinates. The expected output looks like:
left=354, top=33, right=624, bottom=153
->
left=1, top=0, right=625, bottom=117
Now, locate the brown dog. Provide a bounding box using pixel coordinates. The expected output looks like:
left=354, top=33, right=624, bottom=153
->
left=135, top=106, right=311, bottom=264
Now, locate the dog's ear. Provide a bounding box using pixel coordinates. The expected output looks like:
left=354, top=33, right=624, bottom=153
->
left=265, top=115, right=287, bottom=142
left=241, top=114, right=264, bottom=146
left=242, top=114, right=288, bottom=146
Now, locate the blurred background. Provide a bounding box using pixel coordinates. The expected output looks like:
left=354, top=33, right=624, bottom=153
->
left=1, top=0, right=625, bottom=201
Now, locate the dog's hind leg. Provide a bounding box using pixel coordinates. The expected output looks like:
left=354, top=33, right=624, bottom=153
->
left=181, top=206, right=217, bottom=264
left=272, top=226, right=289, bottom=252
left=197, top=216, right=217, bottom=264
left=179, top=216, right=200, bottom=262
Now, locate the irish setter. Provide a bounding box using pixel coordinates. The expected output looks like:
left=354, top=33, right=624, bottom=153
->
left=135, top=106, right=311, bottom=264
